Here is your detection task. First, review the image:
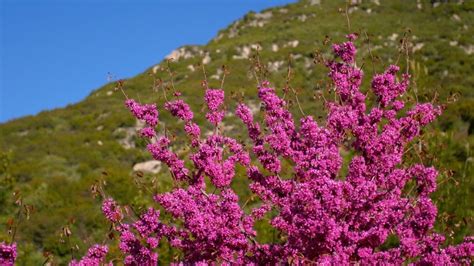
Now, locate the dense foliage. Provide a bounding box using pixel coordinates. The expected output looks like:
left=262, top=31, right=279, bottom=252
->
left=0, top=0, right=473, bottom=264
left=61, top=35, right=473, bottom=264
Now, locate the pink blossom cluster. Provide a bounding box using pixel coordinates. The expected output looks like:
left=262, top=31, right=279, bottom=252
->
left=155, top=187, right=254, bottom=262
left=0, top=242, right=16, bottom=266
left=69, top=244, right=110, bottom=266
left=147, top=137, right=189, bottom=181
left=116, top=208, right=166, bottom=265
left=204, top=89, right=225, bottom=125
left=125, top=99, right=159, bottom=139
left=164, top=98, right=201, bottom=145
left=190, top=135, right=250, bottom=187
left=102, top=198, right=123, bottom=223
left=164, top=99, right=193, bottom=121
left=76, top=35, right=472, bottom=264
left=332, top=39, right=357, bottom=63
left=184, top=121, right=200, bottom=146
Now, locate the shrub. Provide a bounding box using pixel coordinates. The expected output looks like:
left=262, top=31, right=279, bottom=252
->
left=9, top=34, right=474, bottom=265
left=95, top=34, right=474, bottom=264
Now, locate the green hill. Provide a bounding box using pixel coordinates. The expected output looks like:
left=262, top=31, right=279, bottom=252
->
left=1, top=0, right=473, bottom=264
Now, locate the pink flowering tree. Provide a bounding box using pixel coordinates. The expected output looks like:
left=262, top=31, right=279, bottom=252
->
left=5, top=35, right=472, bottom=265
left=97, top=34, right=473, bottom=264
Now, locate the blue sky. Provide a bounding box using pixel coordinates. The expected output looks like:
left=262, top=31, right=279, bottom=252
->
left=0, top=0, right=295, bottom=123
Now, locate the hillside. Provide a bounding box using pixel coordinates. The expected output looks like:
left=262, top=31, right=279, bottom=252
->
left=1, top=0, right=473, bottom=264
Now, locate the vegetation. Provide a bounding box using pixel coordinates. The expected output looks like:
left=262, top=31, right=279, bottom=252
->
left=0, top=0, right=473, bottom=264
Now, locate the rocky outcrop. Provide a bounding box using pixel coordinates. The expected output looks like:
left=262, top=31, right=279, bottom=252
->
left=133, top=160, right=162, bottom=174
left=165, top=46, right=202, bottom=61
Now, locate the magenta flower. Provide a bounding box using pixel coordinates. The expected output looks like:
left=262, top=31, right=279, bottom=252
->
left=102, top=198, right=123, bottom=223
left=140, top=127, right=156, bottom=139
left=0, top=242, right=16, bottom=266
left=204, top=89, right=225, bottom=125
left=184, top=121, right=201, bottom=145
left=204, top=89, right=224, bottom=112
left=125, top=99, right=159, bottom=127
left=164, top=99, right=194, bottom=121
left=332, top=40, right=357, bottom=63
left=69, top=244, right=110, bottom=266
left=147, top=139, right=189, bottom=181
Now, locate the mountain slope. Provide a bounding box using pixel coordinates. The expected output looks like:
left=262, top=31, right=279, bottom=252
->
left=1, top=0, right=473, bottom=264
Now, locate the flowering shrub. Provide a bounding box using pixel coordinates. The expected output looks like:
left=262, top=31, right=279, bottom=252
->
left=104, top=35, right=473, bottom=264
left=6, top=35, right=473, bottom=265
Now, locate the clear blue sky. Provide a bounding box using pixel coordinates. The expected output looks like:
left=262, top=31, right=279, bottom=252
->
left=0, top=0, right=295, bottom=123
